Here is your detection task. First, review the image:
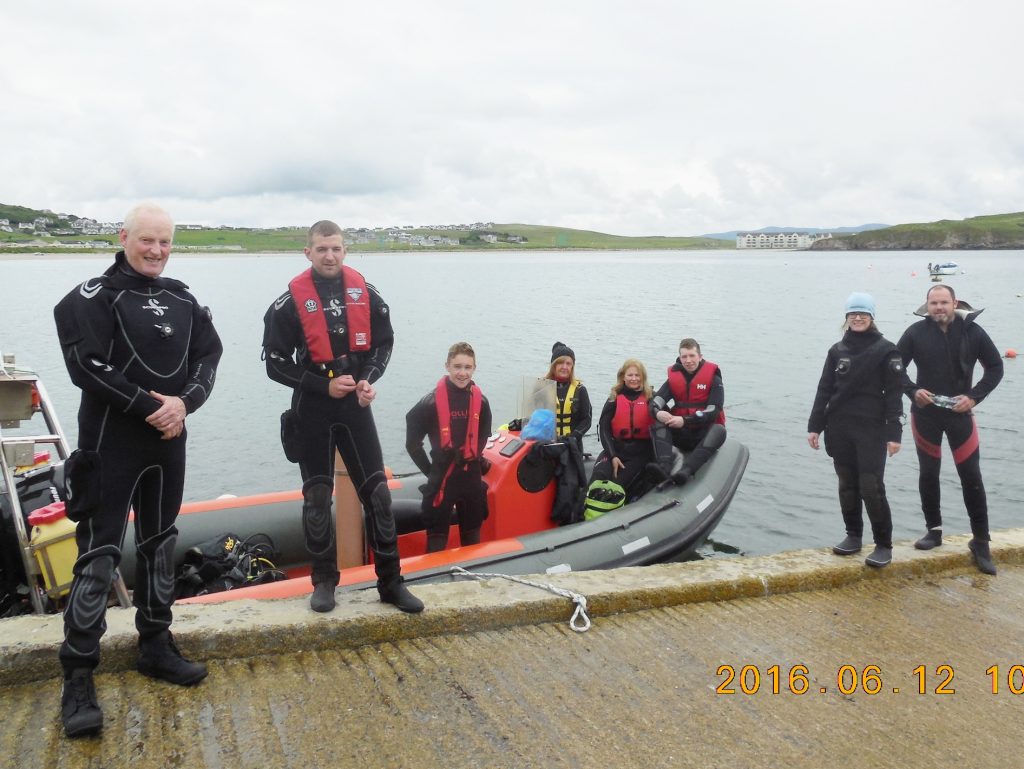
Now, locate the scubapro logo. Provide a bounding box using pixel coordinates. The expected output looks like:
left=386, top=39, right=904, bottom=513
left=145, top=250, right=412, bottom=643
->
left=304, top=298, right=318, bottom=313
left=143, top=298, right=170, bottom=316
left=327, top=298, right=344, bottom=317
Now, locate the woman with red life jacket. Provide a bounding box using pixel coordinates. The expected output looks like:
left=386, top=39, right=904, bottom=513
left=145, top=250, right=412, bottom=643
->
left=587, top=359, right=655, bottom=498
left=650, top=338, right=727, bottom=486
left=545, top=341, right=592, bottom=452
left=406, top=342, right=492, bottom=552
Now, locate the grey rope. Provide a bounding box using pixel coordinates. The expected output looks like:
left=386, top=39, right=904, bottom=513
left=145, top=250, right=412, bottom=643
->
left=449, top=565, right=592, bottom=632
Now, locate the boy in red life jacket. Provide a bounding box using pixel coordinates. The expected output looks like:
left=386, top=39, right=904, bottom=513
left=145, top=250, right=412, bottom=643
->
left=650, top=338, right=727, bottom=485
left=263, top=220, right=422, bottom=614
left=406, top=342, right=492, bottom=552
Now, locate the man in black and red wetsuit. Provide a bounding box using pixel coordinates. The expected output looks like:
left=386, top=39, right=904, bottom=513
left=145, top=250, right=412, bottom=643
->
left=897, top=284, right=1003, bottom=574
left=405, top=342, right=492, bottom=552
left=53, top=203, right=223, bottom=738
left=649, top=338, right=727, bottom=486
left=262, top=220, right=422, bottom=613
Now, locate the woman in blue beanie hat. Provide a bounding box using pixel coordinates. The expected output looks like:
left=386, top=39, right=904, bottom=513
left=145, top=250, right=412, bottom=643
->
left=807, top=293, right=905, bottom=567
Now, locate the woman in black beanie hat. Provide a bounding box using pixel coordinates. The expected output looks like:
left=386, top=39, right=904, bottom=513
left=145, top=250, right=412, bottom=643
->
left=545, top=341, right=592, bottom=450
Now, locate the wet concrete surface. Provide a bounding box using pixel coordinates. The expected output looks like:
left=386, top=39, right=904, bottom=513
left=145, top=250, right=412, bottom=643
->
left=3, top=530, right=1024, bottom=769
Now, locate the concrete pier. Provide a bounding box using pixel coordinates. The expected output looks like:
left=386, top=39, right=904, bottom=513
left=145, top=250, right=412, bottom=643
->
left=3, top=530, right=1024, bottom=768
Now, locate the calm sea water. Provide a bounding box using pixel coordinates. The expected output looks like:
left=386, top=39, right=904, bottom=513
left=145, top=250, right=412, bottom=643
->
left=2, top=249, right=1021, bottom=557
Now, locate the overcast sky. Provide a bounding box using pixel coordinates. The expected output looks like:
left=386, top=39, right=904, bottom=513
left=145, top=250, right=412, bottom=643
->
left=2, top=1, right=1021, bottom=235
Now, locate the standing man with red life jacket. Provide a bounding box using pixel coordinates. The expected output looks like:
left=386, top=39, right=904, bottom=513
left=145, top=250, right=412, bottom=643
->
left=262, top=220, right=422, bottom=614
left=650, top=338, right=727, bottom=486
left=406, top=342, right=492, bottom=552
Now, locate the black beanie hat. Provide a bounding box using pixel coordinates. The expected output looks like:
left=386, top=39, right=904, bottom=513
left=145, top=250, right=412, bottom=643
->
left=550, top=341, right=575, bottom=363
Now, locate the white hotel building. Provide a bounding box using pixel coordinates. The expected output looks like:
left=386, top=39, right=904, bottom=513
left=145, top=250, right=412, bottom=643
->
left=736, top=232, right=832, bottom=249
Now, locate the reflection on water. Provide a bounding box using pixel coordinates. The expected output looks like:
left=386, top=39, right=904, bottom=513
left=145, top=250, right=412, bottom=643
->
left=1, top=249, right=1020, bottom=557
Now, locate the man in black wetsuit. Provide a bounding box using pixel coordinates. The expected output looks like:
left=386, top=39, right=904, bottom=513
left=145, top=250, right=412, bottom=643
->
left=897, top=284, right=1004, bottom=574
left=263, top=220, right=422, bottom=614
left=53, top=203, right=223, bottom=738
left=649, top=338, right=727, bottom=485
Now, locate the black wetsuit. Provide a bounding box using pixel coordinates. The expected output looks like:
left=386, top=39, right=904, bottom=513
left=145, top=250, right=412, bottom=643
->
left=263, top=269, right=401, bottom=588
left=808, top=329, right=904, bottom=547
left=405, top=379, right=492, bottom=550
left=590, top=387, right=654, bottom=496
left=653, top=359, right=726, bottom=477
left=53, top=251, right=222, bottom=673
left=897, top=311, right=1003, bottom=540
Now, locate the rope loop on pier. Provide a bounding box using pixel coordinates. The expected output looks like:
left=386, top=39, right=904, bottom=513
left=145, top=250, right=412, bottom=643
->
left=449, top=566, right=592, bottom=632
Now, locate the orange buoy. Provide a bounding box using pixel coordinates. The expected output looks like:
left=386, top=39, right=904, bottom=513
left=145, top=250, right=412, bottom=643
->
left=1005, top=349, right=1017, bottom=359
left=910, top=271, right=917, bottom=277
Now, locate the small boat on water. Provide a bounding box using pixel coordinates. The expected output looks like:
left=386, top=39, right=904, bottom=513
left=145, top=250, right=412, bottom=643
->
left=929, top=261, right=959, bottom=277
left=1, top=357, right=748, bottom=614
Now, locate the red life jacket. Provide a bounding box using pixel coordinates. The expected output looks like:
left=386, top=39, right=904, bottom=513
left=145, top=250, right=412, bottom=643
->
left=288, top=266, right=372, bottom=363
left=432, top=377, right=483, bottom=506
left=610, top=392, right=652, bottom=440
left=667, top=361, right=726, bottom=424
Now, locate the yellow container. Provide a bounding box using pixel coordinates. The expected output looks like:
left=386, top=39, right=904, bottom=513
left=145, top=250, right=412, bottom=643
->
left=29, top=503, right=78, bottom=599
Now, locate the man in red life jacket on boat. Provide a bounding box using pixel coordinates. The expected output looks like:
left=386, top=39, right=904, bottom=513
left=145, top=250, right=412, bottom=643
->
left=649, top=338, right=727, bottom=486
left=262, top=220, right=422, bottom=614
left=405, top=342, right=493, bottom=552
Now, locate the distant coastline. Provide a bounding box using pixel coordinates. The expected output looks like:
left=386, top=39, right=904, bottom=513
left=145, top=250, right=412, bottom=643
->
left=4, top=203, right=1024, bottom=253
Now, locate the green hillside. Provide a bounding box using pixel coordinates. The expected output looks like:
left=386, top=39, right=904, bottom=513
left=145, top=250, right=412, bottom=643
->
left=811, top=211, right=1024, bottom=250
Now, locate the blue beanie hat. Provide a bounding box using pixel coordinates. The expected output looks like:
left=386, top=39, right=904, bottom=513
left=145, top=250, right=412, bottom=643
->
left=844, top=292, right=875, bottom=318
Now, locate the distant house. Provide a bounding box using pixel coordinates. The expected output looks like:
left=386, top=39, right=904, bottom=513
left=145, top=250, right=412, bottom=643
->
left=735, top=231, right=831, bottom=249
left=18, top=222, right=35, bottom=231
left=481, top=234, right=498, bottom=244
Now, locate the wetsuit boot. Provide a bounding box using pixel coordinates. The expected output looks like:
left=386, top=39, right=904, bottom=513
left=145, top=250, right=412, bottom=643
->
left=61, top=668, right=103, bottom=738
left=914, top=529, right=943, bottom=550
left=137, top=632, right=208, bottom=686
left=968, top=539, right=997, bottom=575
left=310, top=582, right=337, bottom=613
left=865, top=546, right=892, bottom=568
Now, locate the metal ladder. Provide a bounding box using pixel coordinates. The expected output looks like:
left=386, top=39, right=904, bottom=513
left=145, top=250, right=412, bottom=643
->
left=0, top=353, right=131, bottom=614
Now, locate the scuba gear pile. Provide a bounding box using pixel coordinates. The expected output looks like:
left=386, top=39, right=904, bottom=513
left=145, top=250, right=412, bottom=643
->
left=174, top=533, right=285, bottom=598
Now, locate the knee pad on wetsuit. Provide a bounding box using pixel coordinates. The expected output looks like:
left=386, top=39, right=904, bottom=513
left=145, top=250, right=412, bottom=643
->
left=134, top=526, right=178, bottom=608
left=66, top=548, right=118, bottom=635
left=366, top=480, right=397, bottom=555
left=302, top=476, right=334, bottom=556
